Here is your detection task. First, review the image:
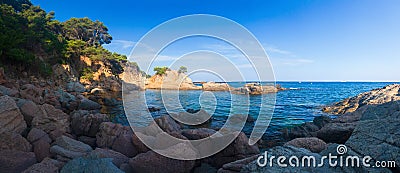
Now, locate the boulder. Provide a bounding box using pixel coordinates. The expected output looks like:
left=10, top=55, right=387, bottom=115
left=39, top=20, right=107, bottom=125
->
left=19, top=84, right=43, bottom=104
left=27, top=128, right=52, bottom=144
left=89, top=148, right=129, bottom=167
left=0, top=67, right=6, bottom=84
left=77, top=95, right=102, bottom=110
left=71, top=110, right=109, bottom=137
left=32, top=139, right=51, bottom=162
left=0, top=150, right=37, bottom=173
left=78, top=136, right=97, bottom=148
left=129, top=150, right=195, bottom=173
left=60, top=157, right=124, bottom=173
left=323, top=84, right=400, bottom=114
left=31, top=104, right=70, bottom=139
left=96, top=122, right=138, bottom=157
left=154, top=115, right=181, bottom=133
left=0, top=95, right=27, bottom=134
left=345, top=101, right=400, bottom=170
left=22, top=158, right=62, bottom=173
left=233, top=83, right=279, bottom=95
left=182, top=128, right=216, bottom=140
left=50, top=136, right=93, bottom=159
left=17, top=99, right=42, bottom=126
left=0, top=85, right=19, bottom=97
left=284, top=137, right=327, bottom=153
left=0, top=132, right=32, bottom=152
left=316, top=122, right=355, bottom=144
left=66, top=81, right=86, bottom=93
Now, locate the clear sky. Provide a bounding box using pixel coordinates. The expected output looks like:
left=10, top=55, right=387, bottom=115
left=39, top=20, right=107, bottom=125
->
left=32, top=0, right=400, bottom=82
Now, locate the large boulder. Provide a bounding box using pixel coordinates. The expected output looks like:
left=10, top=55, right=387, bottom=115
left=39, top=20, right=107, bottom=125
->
left=50, top=136, right=93, bottom=159
left=316, top=122, right=355, bottom=144
left=0, top=95, right=27, bottom=134
left=129, top=150, right=195, bottom=173
left=154, top=115, right=181, bottom=133
left=0, top=150, right=37, bottom=173
left=284, top=137, right=327, bottom=153
left=96, top=122, right=138, bottom=157
left=31, top=104, right=70, bottom=139
left=0, top=131, right=32, bottom=152
left=17, top=99, right=43, bottom=126
left=0, top=85, right=19, bottom=97
left=77, top=95, right=102, bottom=110
left=61, top=157, right=124, bottom=173
left=218, top=155, right=258, bottom=173
left=323, top=84, right=400, bottom=114
left=71, top=110, right=109, bottom=137
left=27, top=128, right=52, bottom=144
left=345, top=101, right=400, bottom=170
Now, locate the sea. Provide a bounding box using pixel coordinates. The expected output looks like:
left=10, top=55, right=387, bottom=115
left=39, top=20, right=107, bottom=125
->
left=113, top=82, right=398, bottom=145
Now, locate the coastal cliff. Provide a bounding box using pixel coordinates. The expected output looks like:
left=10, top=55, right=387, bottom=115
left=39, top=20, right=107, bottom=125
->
left=145, top=70, right=201, bottom=90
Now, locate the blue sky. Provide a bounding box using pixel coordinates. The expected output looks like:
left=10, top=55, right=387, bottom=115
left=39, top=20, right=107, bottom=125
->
left=32, top=0, right=400, bottom=81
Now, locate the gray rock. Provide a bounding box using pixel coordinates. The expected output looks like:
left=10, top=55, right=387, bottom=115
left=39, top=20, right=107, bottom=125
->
left=0, top=131, right=32, bottom=152
left=0, top=95, right=27, bottom=134
left=284, top=137, right=327, bottom=153
left=71, top=110, right=109, bottom=137
left=316, top=122, right=355, bottom=144
left=32, top=139, right=51, bottom=162
left=78, top=96, right=101, bottom=110
left=61, top=157, right=124, bottom=173
left=89, top=148, right=129, bottom=167
left=154, top=115, right=181, bottom=133
left=50, top=136, right=93, bottom=159
left=0, top=150, right=37, bottom=173
left=218, top=155, right=258, bottom=173
left=66, top=81, right=86, bottom=93
left=182, top=128, right=216, bottom=140
left=345, top=101, right=400, bottom=171
left=0, top=85, right=19, bottom=97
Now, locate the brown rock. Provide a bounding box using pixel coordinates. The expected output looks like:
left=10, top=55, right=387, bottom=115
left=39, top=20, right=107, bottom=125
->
left=96, top=122, right=138, bottom=157
left=0, top=150, right=37, bottom=173
left=0, top=132, right=32, bottom=152
left=32, top=139, right=51, bottom=162
left=154, top=115, right=181, bottom=133
left=22, top=157, right=62, bottom=173
left=31, top=104, right=70, bottom=138
left=202, top=82, right=232, bottom=91
left=0, top=95, right=27, bottom=134
left=20, top=84, right=43, bottom=104
left=0, top=67, right=6, bottom=84
left=129, top=150, right=195, bottom=173
left=17, top=99, right=43, bottom=126
left=284, top=137, right=327, bottom=153
left=145, top=70, right=201, bottom=90
left=27, top=128, right=52, bottom=144
left=71, top=110, right=109, bottom=137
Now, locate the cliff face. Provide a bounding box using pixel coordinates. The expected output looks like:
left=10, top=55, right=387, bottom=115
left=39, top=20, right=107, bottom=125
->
left=145, top=70, right=201, bottom=90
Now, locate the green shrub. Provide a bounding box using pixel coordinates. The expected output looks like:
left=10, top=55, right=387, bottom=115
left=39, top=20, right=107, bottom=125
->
left=153, top=66, right=169, bottom=75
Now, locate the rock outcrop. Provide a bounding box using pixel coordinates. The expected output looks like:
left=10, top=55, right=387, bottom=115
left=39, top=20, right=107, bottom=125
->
left=232, top=83, right=282, bottom=95
left=146, top=70, right=201, bottom=90
left=323, top=84, right=400, bottom=114
left=202, top=82, right=232, bottom=91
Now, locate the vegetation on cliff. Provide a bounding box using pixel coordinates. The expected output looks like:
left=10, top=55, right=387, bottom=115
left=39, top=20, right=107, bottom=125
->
left=0, top=0, right=128, bottom=78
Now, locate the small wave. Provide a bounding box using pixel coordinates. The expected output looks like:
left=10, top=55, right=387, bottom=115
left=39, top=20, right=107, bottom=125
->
left=289, top=88, right=300, bottom=90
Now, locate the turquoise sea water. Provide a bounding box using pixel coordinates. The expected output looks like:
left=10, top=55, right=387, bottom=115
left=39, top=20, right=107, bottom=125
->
left=115, top=82, right=398, bottom=142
